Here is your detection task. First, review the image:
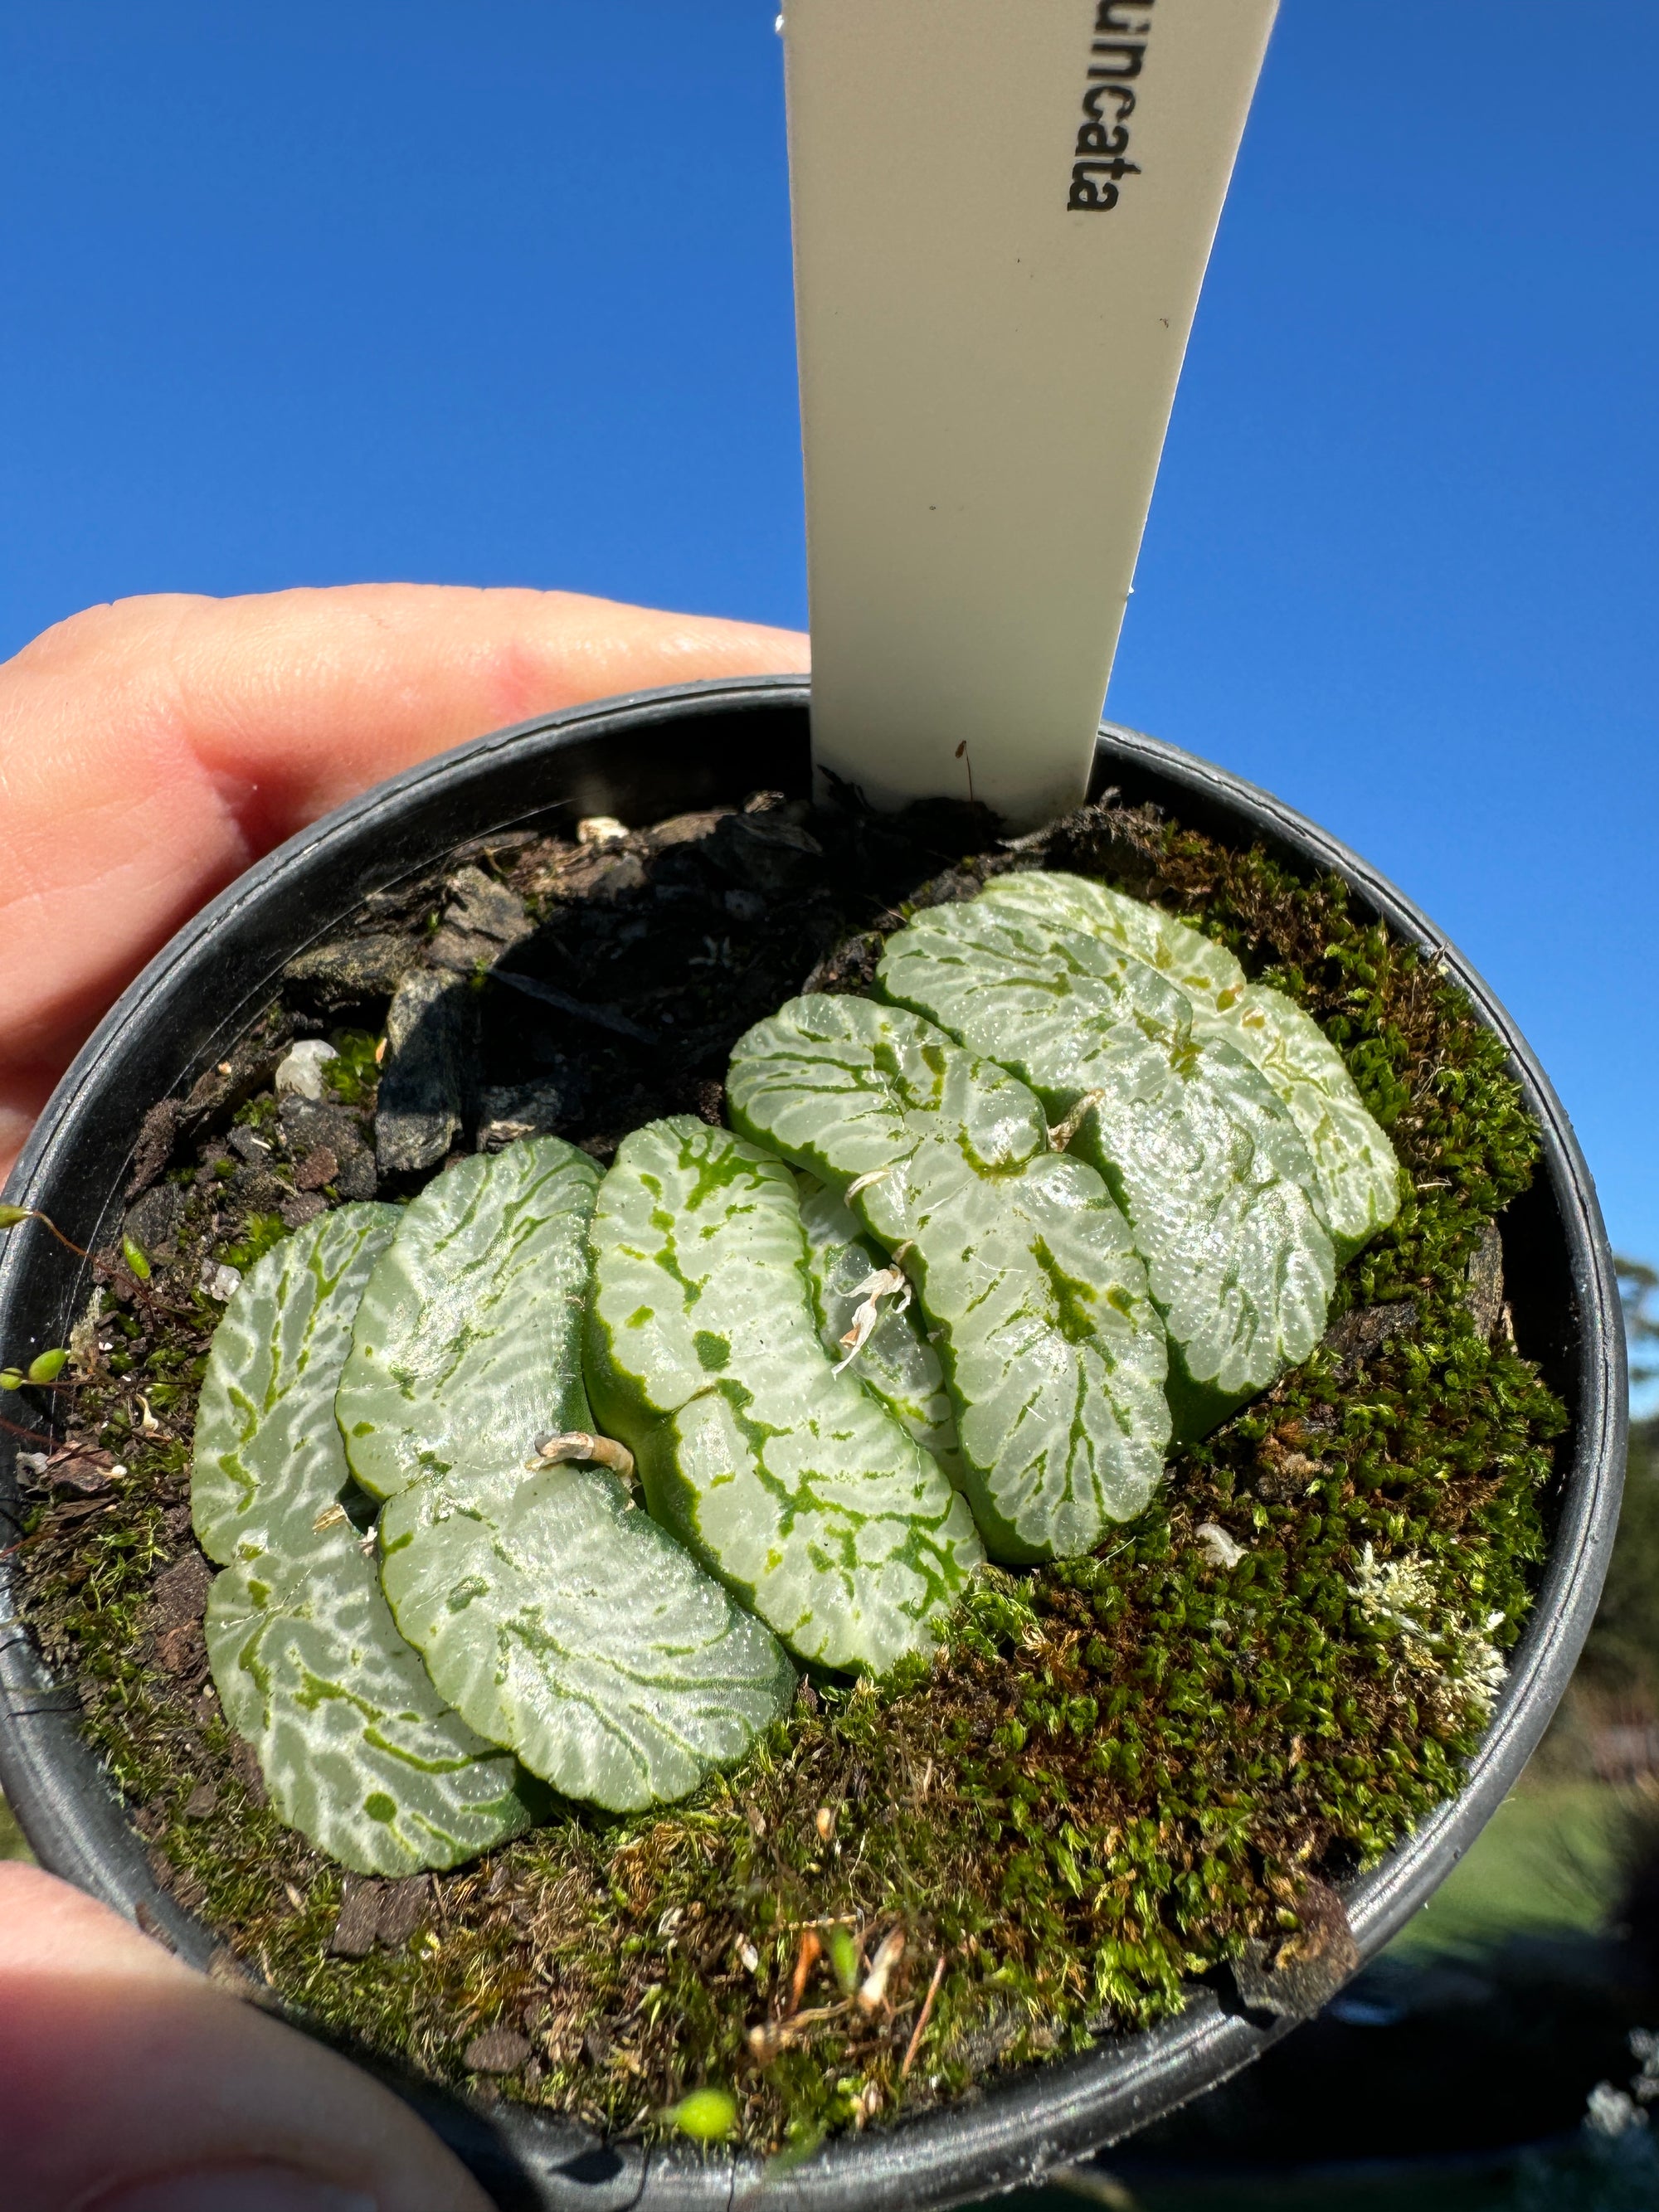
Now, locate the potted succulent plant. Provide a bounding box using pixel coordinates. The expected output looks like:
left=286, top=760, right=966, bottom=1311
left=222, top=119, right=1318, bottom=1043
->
left=0, top=676, right=1625, bottom=2211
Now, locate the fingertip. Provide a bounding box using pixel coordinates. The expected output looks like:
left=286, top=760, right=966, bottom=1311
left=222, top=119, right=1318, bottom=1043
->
left=0, top=1866, right=496, bottom=2212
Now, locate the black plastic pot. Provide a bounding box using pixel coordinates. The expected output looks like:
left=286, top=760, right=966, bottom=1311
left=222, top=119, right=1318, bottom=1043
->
left=0, top=677, right=1627, bottom=2211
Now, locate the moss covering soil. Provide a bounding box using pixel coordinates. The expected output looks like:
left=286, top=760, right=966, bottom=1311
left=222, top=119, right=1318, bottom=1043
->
left=7, top=789, right=1565, bottom=2158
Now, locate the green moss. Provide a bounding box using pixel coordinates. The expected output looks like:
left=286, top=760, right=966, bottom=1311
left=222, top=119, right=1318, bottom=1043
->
left=324, top=1028, right=382, bottom=1109
left=234, top=1091, right=280, bottom=1139
left=221, top=1213, right=289, bottom=1271
left=14, top=800, right=1566, bottom=2157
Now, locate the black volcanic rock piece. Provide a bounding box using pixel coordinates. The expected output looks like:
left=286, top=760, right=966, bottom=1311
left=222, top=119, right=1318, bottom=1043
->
left=376, top=970, right=474, bottom=1174
left=283, top=931, right=418, bottom=1013
left=426, top=866, right=534, bottom=975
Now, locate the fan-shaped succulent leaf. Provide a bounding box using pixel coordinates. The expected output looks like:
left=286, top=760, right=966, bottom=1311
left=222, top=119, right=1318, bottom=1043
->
left=797, top=1175, right=962, bottom=1485
left=337, top=1136, right=601, bottom=1501
left=377, top=1460, right=796, bottom=1813
left=727, top=1002, right=1170, bottom=1558
left=1205, top=986, right=1400, bottom=1257
left=336, top=1139, right=786, bottom=1807
left=980, top=872, right=1399, bottom=1253
left=206, top=1543, right=534, bottom=1875
left=877, top=902, right=1335, bottom=1432
left=586, top=1117, right=984, bottom=1666
left=194, top=1203, right=400, bottom=1562
left=984, top=868, right=1246, bottom=1008
left=193, top=1208, right=532, bottom=1873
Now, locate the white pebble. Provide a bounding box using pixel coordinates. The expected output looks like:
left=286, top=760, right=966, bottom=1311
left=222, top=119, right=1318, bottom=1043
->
left=200, top=1261, right=243, bottom=1302
left=577, top=815, right=628, bottom=848
left=1586, top=2082, right=1642, bottom=2138
left=274, top=1039, right=338, bottom=1101
left=1195, top=1521, right=1246, bottom=1569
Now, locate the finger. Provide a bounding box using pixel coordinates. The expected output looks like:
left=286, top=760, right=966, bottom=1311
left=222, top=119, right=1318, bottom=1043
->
left=0, top=1862, right=496, bottom=2212
left=0, top=583, right=809, bottom=1179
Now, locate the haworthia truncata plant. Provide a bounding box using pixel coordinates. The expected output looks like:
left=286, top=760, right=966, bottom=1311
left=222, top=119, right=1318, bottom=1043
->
left=875, top=901, right=1335, bottom=1436
left=796, top=1174, right=963, bottom=1487
left=980, top=873, right=1401, bottom=1256
left=192, top=1207, right=533, bottom=1874
left=726, top=1000, right=1170, bottom=1561
left=336, top=1136, right=603, bottom=1498
left=585, top=1116, right=984, bottom=1668
left=342, top=1137, right=795, bottom=1812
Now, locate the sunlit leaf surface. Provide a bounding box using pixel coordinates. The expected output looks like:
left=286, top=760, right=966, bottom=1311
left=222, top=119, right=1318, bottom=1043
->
left=727, top=1004, right=1170, bottom=1559
left=586, top=1116, right=983, bottom=1664
left=981, top=873, right=1399, bottom=1254
left=193, top=1207, right=532, bottom=1873
left=379, top=1458, right=796, bottom=1813
left=878, top=902, right=1335, bottom=1427
left=338, top=1136, right=601, bottom=1501
left=347, top=1139, right=792, bottom=1809
left=797, top=1174, right=963, bottom=1487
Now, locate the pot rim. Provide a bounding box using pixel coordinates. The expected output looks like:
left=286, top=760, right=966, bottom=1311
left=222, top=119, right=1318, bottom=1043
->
left=0, top=675, right=1627, bottom=2211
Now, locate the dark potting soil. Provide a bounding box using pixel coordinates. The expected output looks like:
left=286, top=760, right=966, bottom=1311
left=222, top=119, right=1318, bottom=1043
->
left=7, top=788, right=1564, bottom=2156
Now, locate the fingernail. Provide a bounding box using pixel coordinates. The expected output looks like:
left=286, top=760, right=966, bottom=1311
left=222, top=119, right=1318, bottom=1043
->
left=93, top=2170, right=377, bottom=2212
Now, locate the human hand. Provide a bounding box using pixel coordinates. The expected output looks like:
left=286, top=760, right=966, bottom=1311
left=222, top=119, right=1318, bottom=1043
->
left=0, top=582, right=810, bottom=1185
left=0, top=583, right=809, bottom=2210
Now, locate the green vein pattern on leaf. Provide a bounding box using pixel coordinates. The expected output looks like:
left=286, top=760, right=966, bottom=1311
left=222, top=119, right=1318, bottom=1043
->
left=192, top=1206, right=533, bottom=1873
left=336, top=1135, right=601, bottom=1500
left=378, top=1458, right=796, bottom=1812
left=876, top=901, right=1335, bottom=1433
left=585, top=1116, right=983, bottom=1669
left=726, top=999, right=1170, bottom=1560
left=797, top=1174, right=963, bottom=1486
left=340, top=1137, right=793, bottom=1809
left=980, top=872, right=1401, bottom=1256
left=193, top=1200, right=400, bottom=1563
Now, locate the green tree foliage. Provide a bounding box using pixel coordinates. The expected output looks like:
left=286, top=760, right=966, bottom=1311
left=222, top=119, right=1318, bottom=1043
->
left=1578, top=1262, right=1659, bottom=1704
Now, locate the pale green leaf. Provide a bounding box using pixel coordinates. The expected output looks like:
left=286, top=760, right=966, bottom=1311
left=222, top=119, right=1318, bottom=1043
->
left=797, top=1174, right=963, bottom=1486
left=980, top=872, right=1399, bottom=1253
left=1214, top=985, right=1402, bottom=1257
left=193, top=1207, right=531, bottom=1873
left=338, top=1136, right=600, bottom=1501
left=586, top=1116, right=984, bottom=1666
left=877, top=901, right=1335, bottom=1429
left=194, top=1203, right=401, bottom=1562
left=982, top=869, right=1247, bottom=1007
left=206, top=1542, right=533, bottom=1876
left=378, top=1460, right=796, bottom=1814
left=727, top=1003, right=1170, bottom=1560
left=344, top=1138, right=791, bottom=1808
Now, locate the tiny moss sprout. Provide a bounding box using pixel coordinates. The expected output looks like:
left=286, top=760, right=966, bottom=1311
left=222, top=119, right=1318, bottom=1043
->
left=0, top=1204, right=89, bottom=1257
left=324, top=1030, right=382, bottom=1109
left=221, top=1213, right=289, bottom=1271
left=664, top=2086, right=739, bottom=2142
left=826, top=1924, right=861, bottom=1996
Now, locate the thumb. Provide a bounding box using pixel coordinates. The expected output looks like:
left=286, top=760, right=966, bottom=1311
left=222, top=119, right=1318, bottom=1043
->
left=0, top=1863, right=497, bottom=2212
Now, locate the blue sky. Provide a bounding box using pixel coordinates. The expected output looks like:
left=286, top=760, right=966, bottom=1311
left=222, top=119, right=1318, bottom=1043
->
left=2, top=4, right=1655, bottom=1305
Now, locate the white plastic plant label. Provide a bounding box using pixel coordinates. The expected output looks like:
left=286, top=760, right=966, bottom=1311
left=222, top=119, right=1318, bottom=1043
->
left=783, top=0, right=1278, bottom=829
